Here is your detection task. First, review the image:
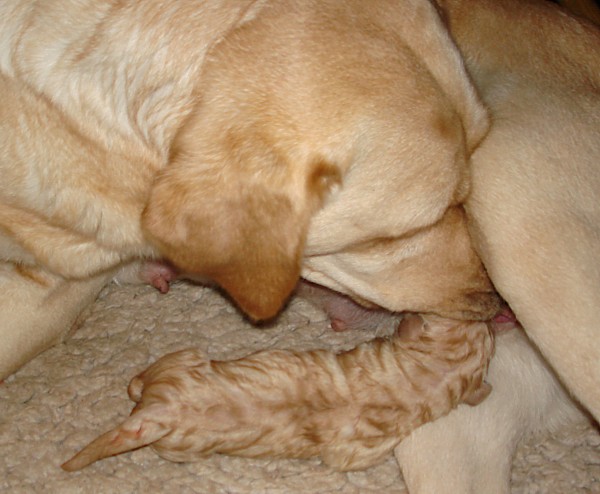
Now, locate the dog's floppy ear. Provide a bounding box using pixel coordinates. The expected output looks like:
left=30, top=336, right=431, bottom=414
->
left=143, top=114, right=340, bottom=321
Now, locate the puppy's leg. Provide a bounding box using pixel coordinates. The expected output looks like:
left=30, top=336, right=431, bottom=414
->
left=0, top=263, right=111, bottom=379
left=394, top=329, right=586, bottom=494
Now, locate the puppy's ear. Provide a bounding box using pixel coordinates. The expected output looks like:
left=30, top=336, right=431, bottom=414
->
left=143, top=124, right=340, bottom=321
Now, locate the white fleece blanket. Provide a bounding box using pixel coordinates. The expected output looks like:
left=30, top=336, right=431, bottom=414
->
left=1, top=281, right=599, bottom=493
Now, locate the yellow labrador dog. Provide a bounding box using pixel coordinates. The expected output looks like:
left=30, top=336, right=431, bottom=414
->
left=0, top=0, right=500, bottom=378
left=300, top=0, right=600, bottom=491
left=454, top=0, right=600, bottom=425
left=305, top=0, right=600, bottom=420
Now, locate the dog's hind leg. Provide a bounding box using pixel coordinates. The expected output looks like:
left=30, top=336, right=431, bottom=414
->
left=465, top=95, right=600, bottom=423
left=394, top=329, right=586, bottom=494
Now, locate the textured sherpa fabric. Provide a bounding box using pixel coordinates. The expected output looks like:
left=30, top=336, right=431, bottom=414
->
left=1, top=281, right=599, bottom=493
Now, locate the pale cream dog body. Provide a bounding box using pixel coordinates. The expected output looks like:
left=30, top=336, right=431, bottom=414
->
left=446, top=0, right=600, bottom=424
left=302, top=0, right=600, bottom=422
left=0, top=0, right=268, bottom=377
left=395, top=0, right=600, bottom=492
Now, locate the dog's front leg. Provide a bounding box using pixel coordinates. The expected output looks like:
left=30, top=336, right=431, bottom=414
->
left=394, top=329, right=586, bottom=494
left=0, top=263, right=111, bottom=379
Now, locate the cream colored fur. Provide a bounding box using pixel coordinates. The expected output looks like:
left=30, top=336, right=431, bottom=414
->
left=0, top=0, right=268, bottom=377
left=442, top=0, right=600, bottom=423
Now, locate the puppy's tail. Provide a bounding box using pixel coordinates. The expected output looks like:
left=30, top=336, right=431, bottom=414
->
left=61, top=405, right=170, bottom=471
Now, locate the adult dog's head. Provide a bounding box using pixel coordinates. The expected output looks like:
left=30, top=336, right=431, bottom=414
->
left=143, top=0, right=498, bottom=321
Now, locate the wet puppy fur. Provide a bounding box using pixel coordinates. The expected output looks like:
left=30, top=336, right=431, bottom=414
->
left=62, top=314, right=493, bottom=472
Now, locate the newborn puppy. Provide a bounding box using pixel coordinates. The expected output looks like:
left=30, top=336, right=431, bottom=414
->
left=62, top=315, right=493, bottom=472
